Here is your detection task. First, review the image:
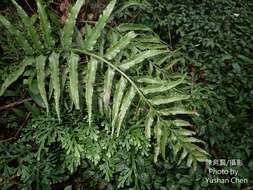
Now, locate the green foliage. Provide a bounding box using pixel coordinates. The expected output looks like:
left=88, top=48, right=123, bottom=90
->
left=120, top=0, right=253, bottom=189
left=1, top=0, right=207, bottom=171
left=0, top=0, right=211, bottom=189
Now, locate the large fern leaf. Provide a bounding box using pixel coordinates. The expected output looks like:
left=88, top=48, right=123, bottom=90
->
left=0, top=0, right=209, bottom=169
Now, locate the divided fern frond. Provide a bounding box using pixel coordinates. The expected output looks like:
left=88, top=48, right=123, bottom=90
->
left=0, top=0, right=209, bottom=170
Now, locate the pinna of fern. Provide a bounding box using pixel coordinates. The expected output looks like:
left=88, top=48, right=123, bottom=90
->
left=0, top=0, right=209, bottom=168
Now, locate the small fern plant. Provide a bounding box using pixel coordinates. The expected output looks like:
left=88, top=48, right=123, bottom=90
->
left=0, top=0, right=208, bottom=168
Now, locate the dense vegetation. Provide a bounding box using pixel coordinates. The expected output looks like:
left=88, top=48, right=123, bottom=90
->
left=0, top=0, right=252, bottom=189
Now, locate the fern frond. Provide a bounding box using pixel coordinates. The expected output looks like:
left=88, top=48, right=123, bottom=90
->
left=161, top=124, right=169, bottom=159
left=144, top=112, right=154, bottom=139
left=83, top=0, right=116, bottom=51
left=119, top=50, right=167, bottom=71
left=1, top=0, right=209, bottom=169
left=159, top=108, right=199, bottom=116
left=117, top=23, right=152, bottom=32
left=105, top=31, right=137, bottom=60
left=170, top=127, right=209, bottom=170
left=136, top=77, right=166, bottom=84
left=49, top=52, right=61, bottom=121
left=172, top=119, right=193, bottom=127
left=86, top=58, right=98, bottom=126
left=154, top=121, right=162, bottom=163
left=141, top=77, right=185, bottom=95
left=103, top=68, right=115, bottom=117
left=111, top=76, right=127, bottom=135
left=61, top=0, right=85, bottom=49
left=150, top=95, right=190, bottom=105
left=36, top=55, right=49, bottom=113
left=116, top=86, right=136, bottom=136
left=68, top=52, right=80, bottom=109
left=0, top=57, right=33, bottom=96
